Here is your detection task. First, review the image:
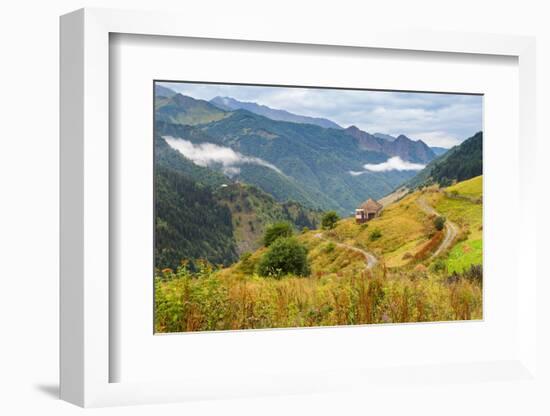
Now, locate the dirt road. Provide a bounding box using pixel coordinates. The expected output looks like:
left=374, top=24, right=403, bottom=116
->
left=314, top=233, right=378, bottom=270
left=416, top=196, right=458, bottom=258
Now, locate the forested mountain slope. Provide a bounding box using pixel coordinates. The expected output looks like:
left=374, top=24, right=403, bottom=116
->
left=406, top=132, right=482, bottom=189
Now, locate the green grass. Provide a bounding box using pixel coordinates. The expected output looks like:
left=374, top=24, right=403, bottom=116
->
left=446, top=239, right=482, bottom=273
left=428, top=176, right=483, bottom=273
left=445, top=175, right=483, bottom=199
left=430, top=192, right=482, bottom=240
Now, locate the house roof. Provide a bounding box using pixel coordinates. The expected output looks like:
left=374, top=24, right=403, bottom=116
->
left=359, top=198, right=383, bottom=212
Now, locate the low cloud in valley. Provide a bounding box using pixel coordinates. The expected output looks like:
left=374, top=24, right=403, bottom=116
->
left=350, top=157, right=426, bottom=175
left=164, top=137, right=283, bottom=177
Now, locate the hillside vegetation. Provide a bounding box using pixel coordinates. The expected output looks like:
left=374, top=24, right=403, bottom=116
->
left=156, top=93, right=229, bottom=126
left=215, top=183, right=321, bottom=254
left=155, top=135, right=321, bottom=268
left=155, top=176, right=483, bottom=331
left=406, top=132, right=482, bottom=189
left=155, top=166, right=237, bottom=270
left=428, top=176, right=483, bottom=273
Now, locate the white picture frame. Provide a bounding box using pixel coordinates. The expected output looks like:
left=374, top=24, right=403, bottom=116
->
left=60, top=8, right=538, bottom=408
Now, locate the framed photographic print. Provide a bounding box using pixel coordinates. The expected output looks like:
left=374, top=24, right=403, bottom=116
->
left=60, top=8, right=539, bottom=408
left=152, top=80, right=484, bottom=333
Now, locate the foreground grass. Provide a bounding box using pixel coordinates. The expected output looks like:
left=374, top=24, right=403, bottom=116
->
left=155, top=262, right=482, bottom=332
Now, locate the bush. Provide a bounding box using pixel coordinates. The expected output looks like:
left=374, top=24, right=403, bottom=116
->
left=369, top=228, right=382, bottom=241
left=431, top=258, right=447, bottom=273
left=257, top=237, right=310, bottom=278
left=463, top=264, right=483, bottom=286
left=263, top=222, right=293, bottom=247
left=324, top=242, right=336, bottom=253
left=321, top=211, right=339, bottom=230
left=238, top=252, right=255, bottom=274
left=434, top=216, right=446, bottom=231
left=302, top=226, right=310, bottom=234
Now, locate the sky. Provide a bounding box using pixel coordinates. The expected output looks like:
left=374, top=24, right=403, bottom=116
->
left=159, top=82, right=483, bottom=149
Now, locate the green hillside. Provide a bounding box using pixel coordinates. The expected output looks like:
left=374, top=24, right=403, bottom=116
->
left=155, top=135, right=322, bottom=268
left=155, top=93, right=230, bottom=126
left=155, top=166, right=238, bottom=270
left=156, top=176, right=483, bottom=332
left=406, top=131, right=482, bottom=189
left=428, top=175, right=482, bottom=273
left=215, top=183, right=322, bottom=254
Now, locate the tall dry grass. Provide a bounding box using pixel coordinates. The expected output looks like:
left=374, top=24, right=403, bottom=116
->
left=155, top=262, right=482, bottom=333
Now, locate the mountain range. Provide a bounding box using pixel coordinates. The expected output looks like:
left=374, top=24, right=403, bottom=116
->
left=155, top=110, right=417, bottom=214
left=210, top=96, right=342, bottom=129
left=154, top=84, right=479, bottom=269
left=155, top=89, right=441, bottom=211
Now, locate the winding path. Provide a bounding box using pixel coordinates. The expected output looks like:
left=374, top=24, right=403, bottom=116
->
left=416, top=196, right=458, bottom=258
left=314, top=233, right=378, bottom=270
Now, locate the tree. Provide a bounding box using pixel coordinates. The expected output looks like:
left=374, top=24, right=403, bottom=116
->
left=321, top=211, right=339, bottom=230
left=263, top=222, right=293, bottom=247
left=434, top=216, right=446, bottom=231
left=257, top=237, right=310, bottom=278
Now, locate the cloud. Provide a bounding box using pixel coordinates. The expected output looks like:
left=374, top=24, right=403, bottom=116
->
left=158, top=82, right=482, bottom=147
left=350, top=157, right=426, bottom=174
left=163, top=136, right=283, bottom=176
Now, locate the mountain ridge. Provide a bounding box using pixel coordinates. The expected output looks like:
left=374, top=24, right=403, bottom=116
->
left=404, top=131, right=482, bottom=189
left=344, top=126, right=436, bottom=164
left=157, top=109, right=418, bottom=214
left=210, top=95, right=343, bottom=130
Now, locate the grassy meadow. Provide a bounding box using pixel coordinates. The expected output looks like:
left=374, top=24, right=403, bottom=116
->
left=155, top=176, right=483, bottom=332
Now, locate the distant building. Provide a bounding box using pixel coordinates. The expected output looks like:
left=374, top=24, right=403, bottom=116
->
left=355, top=198, right=383, bottom=224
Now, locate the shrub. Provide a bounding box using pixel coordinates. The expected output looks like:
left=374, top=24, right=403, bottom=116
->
left=321, top=211, right=340, bottom=230
left=431, top=258, right=447, bottom=273
left=257, top=237, right=310, bottom=278
left=434, top=216, right=446, bottom=231
left=238, top=252, right=255, bottom=274
left=302, top=226, right=310, bottom=234
left=369, top=228, right=382, bottom=241
left=462, top=264, right=483, bottom=286
left=263, top=222, right=293, bottom=247
left=324, top=242, right=336, bottom=253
